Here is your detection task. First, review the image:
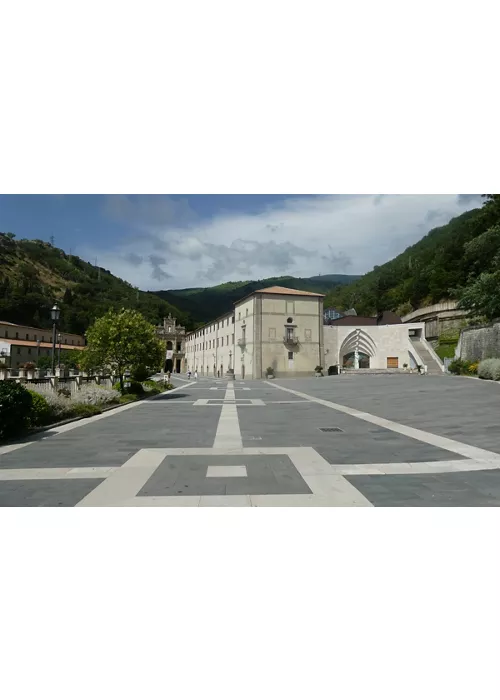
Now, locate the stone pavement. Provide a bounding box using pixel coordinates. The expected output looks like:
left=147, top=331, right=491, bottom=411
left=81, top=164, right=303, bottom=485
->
left=1, top=374, right=500, bottom=506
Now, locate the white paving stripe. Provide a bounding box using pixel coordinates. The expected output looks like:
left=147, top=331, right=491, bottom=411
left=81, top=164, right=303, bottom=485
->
left=212, top=384, right=243, bottom=449
left=0, top=467, right=117, bottom=480
left=75, top=450, right=165, bottom=507
left=265, top=381, right=500, bottom=463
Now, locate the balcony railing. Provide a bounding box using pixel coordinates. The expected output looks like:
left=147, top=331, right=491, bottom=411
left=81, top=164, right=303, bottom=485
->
left=283, top=334, right=299, bottom=345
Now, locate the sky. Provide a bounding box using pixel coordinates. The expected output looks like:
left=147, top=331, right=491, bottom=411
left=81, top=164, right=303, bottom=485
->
left=0, top=194, right=483, bottom=290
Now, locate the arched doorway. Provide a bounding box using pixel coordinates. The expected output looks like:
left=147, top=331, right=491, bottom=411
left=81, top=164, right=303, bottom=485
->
left=342, top=351, right=370, bottom=369
left=339, top=329, right=377, bottom=369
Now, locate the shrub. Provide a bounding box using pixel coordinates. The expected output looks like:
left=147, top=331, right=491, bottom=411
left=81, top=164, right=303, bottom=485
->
left=33, top=387, right=75, bottom=420
left=315, top=366, right=323, bottom=373
left=266, top=367, right=275, bottom=376
left=119, top=393, right=139, bottom=404
left=72, top=403, right=102, bottom=418
left=77, top=385, right=121, bottom=406
left=448, top=359, right=469, bottom=375
left=23, top=362, right=36, bottom=371
left=143, top=384, right=161, bottom=396
left=113, top=380, right=144, bottom=395
left=478, top=358, right=500, bottom=381
left=28, top=390, right=53, bottom=426
left=0, top=381, right=33, bottom=440
left=468, top=362, right=479, bottom=375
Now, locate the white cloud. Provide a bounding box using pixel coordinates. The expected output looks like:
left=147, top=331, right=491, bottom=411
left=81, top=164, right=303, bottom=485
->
left=80, top=194, right=484, bottom=290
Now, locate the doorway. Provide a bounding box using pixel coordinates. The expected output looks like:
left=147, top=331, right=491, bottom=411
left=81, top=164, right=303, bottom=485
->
left=175, top=359, right=181, bottom=373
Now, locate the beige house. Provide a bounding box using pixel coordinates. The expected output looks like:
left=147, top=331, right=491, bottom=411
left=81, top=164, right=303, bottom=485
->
left=0, top=321, right=85, bottom=369
left=185, top=286, right=325, bottom=379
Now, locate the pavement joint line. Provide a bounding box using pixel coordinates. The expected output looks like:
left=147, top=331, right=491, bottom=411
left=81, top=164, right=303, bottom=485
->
left=264, top=381, right=500, bottom=463
left=0, top=467, right=118, bottom=480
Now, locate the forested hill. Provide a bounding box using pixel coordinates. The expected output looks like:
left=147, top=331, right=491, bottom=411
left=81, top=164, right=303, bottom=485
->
left=155, top=274, right=359, bottom=326
left=323, top=195, right=500, bottom=320
left=0, top=234, right=188, bottom=334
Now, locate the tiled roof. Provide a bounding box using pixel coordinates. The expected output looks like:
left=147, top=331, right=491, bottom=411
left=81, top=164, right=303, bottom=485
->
left=0, top=320, right=83, bottom=338
left=0, top=339, right=85, bottom=351
left=254, top=286, right=325, bottom=297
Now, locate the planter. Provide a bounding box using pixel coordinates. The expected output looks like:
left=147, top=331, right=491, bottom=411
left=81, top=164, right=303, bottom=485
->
left=266, top=374, right=275, bottom=379
left=315, top=372, right=323, bottom=377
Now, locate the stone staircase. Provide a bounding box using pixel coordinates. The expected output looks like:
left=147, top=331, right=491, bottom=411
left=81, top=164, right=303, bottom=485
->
left=410, top=338, right=444, bottom=375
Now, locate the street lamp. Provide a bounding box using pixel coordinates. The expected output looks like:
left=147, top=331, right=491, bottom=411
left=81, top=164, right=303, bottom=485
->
left=51, top=303, right=60, bottom=374
left=57, top=333, right=62, bottom=369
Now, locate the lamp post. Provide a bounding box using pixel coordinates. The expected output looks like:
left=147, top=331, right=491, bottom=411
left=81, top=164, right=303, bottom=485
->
left=36, top=339, right=41, bottom=367
left=57, top=333, right=62, bottom=370
left=51, top=303, right=60, bottom=374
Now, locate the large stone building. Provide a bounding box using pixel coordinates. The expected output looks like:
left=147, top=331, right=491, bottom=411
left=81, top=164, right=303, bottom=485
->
left=155, top=314, right=186, bottom=373
left=0, top=320, right=85, bottom=369
left=184, top=286, right=444, bottom=378
left=185, top=286, right=325, bottom=379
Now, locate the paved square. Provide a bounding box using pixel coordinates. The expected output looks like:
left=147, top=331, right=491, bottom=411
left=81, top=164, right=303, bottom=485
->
left=137, top=454, right=312, bottom=497
left=3, top=375, right=500, bottom=506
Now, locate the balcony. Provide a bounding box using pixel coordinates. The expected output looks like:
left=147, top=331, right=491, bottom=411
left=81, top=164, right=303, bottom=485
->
left=237, top=337, right=247, bottom=347
left=283, top=334, right=299, bottom=346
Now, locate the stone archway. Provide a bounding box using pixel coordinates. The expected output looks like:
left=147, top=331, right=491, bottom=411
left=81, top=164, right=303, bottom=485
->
left=339, top=329, right=377, bottom=369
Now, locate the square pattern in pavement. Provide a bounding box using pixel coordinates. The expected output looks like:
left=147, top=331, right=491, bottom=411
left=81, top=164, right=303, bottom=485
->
left=137, top=454, right=312, bottom=497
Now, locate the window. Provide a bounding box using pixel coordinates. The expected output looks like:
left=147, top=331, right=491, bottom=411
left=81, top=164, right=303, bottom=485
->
left=286, top=327, right=294, bottom=341
left=221, top=338, right=224, bottom=346
left=287, top=317, right=293, bottom=324
left=269, top=328, right=276, bottom=339
left=4, top=331, right=8, bottom=338
left=15, top=332, right=19, bottom=339
left=246, top=308, right=249, bottom=316
left=226, top=335, right=229, bottom=344
left=26, top=333, right=29, bottom=340
left=232, top=317, right=234, bottom=324
left=288, top=351, right=294, bottom=360
left=34, top=334, right=37, bottom=341
left=305, top=329, right=312, bottom=341
left=28, top=348, right=32, bottom=355
left=232, top=334, right=234, bottom=344
left=238, top=312, right=241, bottom=320
left=17, top=347, right=21, bottom=354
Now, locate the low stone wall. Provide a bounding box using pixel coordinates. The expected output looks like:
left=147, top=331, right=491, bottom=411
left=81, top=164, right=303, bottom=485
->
left=459, top=322, right=500, bottom=361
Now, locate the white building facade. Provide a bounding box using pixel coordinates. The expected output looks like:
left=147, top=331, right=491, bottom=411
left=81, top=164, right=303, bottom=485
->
left=184, top=286, right=443, bottom=378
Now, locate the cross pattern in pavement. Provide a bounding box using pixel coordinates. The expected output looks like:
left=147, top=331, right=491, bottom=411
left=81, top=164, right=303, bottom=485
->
left=2, top=375, right=500, bottom=506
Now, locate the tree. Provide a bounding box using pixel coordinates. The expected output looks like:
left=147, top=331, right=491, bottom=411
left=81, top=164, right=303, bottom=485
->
left=455, top=271, right=500, bottom=322
left=82, top=309, right=164, bottom=391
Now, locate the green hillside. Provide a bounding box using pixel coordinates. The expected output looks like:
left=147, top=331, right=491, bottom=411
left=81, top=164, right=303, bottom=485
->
left=0, top=234, right=189, bottom=335
left=323, top=195, right=500, bottom=321
left=155, top=274, right=360, bottom=325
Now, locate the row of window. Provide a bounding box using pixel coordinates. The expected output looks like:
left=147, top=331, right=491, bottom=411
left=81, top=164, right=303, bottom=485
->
left=188, top=335, right=235, bottom=352
left=3, top=329, right=81, bottom=345
left=16, top=347, right=52, bottom=356
left=187, top=307, right=253, bottom=344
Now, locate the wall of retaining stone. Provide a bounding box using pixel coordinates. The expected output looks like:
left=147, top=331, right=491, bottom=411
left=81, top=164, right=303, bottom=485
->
left=459, top=323, right=500, bottom=361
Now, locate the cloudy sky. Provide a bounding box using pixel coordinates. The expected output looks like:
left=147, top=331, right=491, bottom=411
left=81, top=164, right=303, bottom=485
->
left=0, top=194, right=483, bottom=290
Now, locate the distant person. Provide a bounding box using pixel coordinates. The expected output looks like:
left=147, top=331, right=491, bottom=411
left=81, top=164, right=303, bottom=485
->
left=217, top=370, right=220, bottom=378
left=194, top=370, right=198, bottom=380
left=187, top=369, right=192, bottom=380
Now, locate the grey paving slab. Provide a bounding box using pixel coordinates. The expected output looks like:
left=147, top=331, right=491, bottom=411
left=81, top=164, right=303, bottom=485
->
left=345, top=469, right=500, bottom=506
left=0, top=479, right=104, bottom=507
left=237, top=401, right=465, bottom=464
left=271, top=375, right=500, bottom=456
left=137, top=454, right=312, bottom=497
